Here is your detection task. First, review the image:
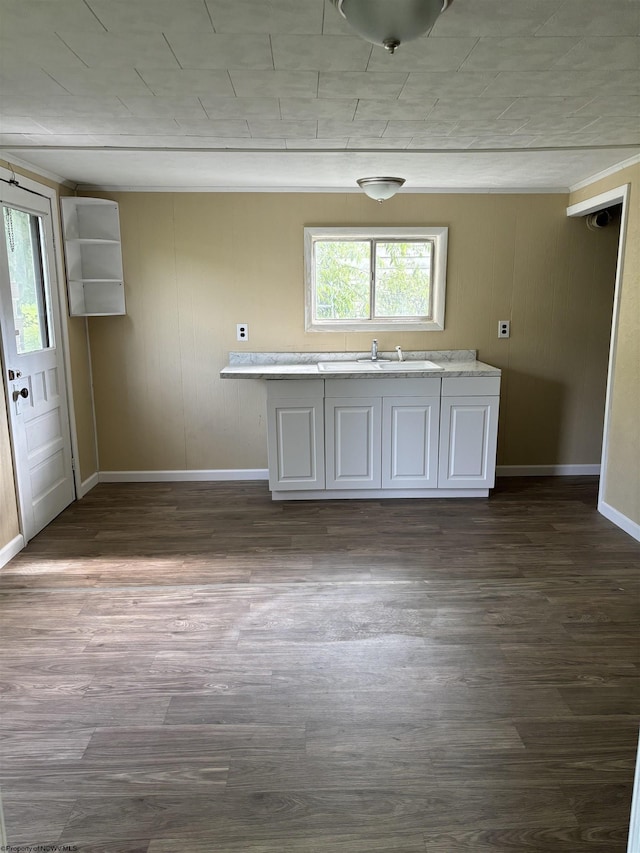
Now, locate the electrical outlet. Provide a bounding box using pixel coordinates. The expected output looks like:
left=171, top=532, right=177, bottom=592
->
left=498, top=320, right=510, bottom=339
left=236, top=323, right=249, bottom=342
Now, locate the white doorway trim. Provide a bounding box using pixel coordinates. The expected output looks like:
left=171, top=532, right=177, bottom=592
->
left=566, top=183, right=632, bottom=536
left=0, top=166, right=83, bottom=508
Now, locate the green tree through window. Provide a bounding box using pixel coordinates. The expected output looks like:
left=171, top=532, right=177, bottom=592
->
left=375, top=241, right=431, bottom=318
left=315, top=240, right=370, bottom=320
left=3, top=207, right=49, bottom=353
left=314, top=238, right=432, bottom=321
left=305, top=227, right=448, bottom=332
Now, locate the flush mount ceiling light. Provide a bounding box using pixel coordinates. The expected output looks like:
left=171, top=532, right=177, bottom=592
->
left=332, top=0, right=454, bottom=53
left=357, top=177, right=406, bottom=203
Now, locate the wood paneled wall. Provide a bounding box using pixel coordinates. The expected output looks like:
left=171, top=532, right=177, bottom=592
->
left=87, top=191, right=619, bottom=474
left=1, top=172, right=631, bottom=557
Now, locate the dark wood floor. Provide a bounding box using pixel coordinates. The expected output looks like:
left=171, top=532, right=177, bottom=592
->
left=0, top=477, right=638, bottom=852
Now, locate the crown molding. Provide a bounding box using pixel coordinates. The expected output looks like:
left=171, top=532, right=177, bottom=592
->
left=569, top=152, right=640, bottom=193
left=75, top=184, right=567, bottom=194
left=0, top=149, right=75, bottom=189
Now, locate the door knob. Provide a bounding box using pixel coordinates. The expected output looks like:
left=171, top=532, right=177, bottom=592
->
left=13, top=387, right=29, bottom=401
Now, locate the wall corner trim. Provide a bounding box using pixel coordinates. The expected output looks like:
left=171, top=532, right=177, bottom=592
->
left=496, top=464, right=601, bottom=477
left=0, top=534, right=25, bottom=570
left=628, top=732, right=640, bottom=853
left=627, top=728, right=640, bottom=853
left=99, top=469, right=269, bottom=483
left=78, top=472, right=100, bottom=498
left=598, top=500, right=640, bottom=544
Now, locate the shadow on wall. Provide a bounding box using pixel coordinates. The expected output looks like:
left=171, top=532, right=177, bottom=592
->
left=498, top=370, right=566, bottom=467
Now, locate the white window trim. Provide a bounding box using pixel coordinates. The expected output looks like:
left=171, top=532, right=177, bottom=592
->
left=304, top=226, right=448, bottom=333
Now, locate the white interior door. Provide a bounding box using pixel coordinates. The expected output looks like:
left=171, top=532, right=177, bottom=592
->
left=0, top=182, right=74, bottom=541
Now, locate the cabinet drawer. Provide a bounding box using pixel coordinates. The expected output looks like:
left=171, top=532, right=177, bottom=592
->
left=266, top=379, right=324, bottom=399
left=325, top=378, right=440, bottom=397
left=442, top=376, right=500, bottom=397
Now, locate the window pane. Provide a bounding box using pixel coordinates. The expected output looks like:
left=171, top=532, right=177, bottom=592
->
left=315, top=240, right=370, bottom=320
left=3, top=206, right=50, bottom=354
left=374, top=241, right=432, bottom=318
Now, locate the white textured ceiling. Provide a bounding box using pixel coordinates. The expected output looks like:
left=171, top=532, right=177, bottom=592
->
left=0, top=0, right=638, bottom=190
left=11, top=146, right=639, bottom=192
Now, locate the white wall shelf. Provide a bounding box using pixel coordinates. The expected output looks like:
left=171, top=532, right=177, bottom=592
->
left=60, top=197, right=126, bottom=317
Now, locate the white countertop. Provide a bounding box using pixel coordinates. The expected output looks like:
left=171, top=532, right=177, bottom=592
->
left=220, top=350, right=501, bottom=380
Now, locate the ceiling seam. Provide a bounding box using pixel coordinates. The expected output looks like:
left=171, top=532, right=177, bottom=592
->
left=203, top=0, right=216, bottom=33
left=162, top=34, right=184, bottom=70
left=81, top=0, right=108, bottom=33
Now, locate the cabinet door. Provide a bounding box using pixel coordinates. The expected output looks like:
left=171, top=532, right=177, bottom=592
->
left=438, top=396, right=499, bottom=489
left=325, top=397, right=381, bottom=489
left=382, top=396, right=440, bottom=489
left=267, top=398, right=325, bottom=491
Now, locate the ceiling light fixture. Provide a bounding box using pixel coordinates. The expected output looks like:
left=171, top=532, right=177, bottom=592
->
left=332, top=0, right=454, bottom=54
left=357, top=177, right=406, bottom=203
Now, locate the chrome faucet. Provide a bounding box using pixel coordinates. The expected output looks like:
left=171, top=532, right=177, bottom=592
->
left=371, top=339, right=378, bottom=361
left=395, top=346, right=404, bottom=362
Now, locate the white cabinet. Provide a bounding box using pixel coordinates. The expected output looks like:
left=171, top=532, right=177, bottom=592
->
left=266, top=374, right=499, bottom=500
left=438, top=377, right=500, bottom=489
left=324, top=377, right=441, bottom=493
left=325, top=397, right=382, bottom=489
left=382, top=396, right=440, bottom=488
left=60, top=197, right=125, bottom=316
left=267, top=381, right=325, bottom=491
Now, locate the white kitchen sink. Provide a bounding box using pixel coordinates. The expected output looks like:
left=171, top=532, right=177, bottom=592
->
left=317, top=361, right=379, bottom=371
left=317, top=360, right=440, bottom=372
left=377, top=360, right=440, bottom=370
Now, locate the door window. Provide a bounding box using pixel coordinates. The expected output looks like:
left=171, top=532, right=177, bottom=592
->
left=2, top=205, right=51, bottom=354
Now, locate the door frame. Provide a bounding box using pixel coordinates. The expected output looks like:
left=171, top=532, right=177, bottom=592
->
left=0, top=165, right=82, bottom=536
left=566, top=183, right=630, bottom=532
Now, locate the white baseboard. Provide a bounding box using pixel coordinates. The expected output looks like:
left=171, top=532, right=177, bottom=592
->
left=99, top=469, right=269, bottom=483
left=598, top=500, right=640, bottom=543
left=272, top=488, right=489, bottom=501
left=95, top=466, right=603, bottom=484
left=628, top=733, right=640, bottom=853
left=78, top=471, right=100, bottom=498
left=0, top=784, right=6, bottom=848
left=0, top=534, right=25, bottom=569
left=496, top=464, right=601, bottom=477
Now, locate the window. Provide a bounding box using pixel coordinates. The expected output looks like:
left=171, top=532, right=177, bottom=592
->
left=304, top=227, right=447, bottom=332
left=2, top=205, right=51, bottom=354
